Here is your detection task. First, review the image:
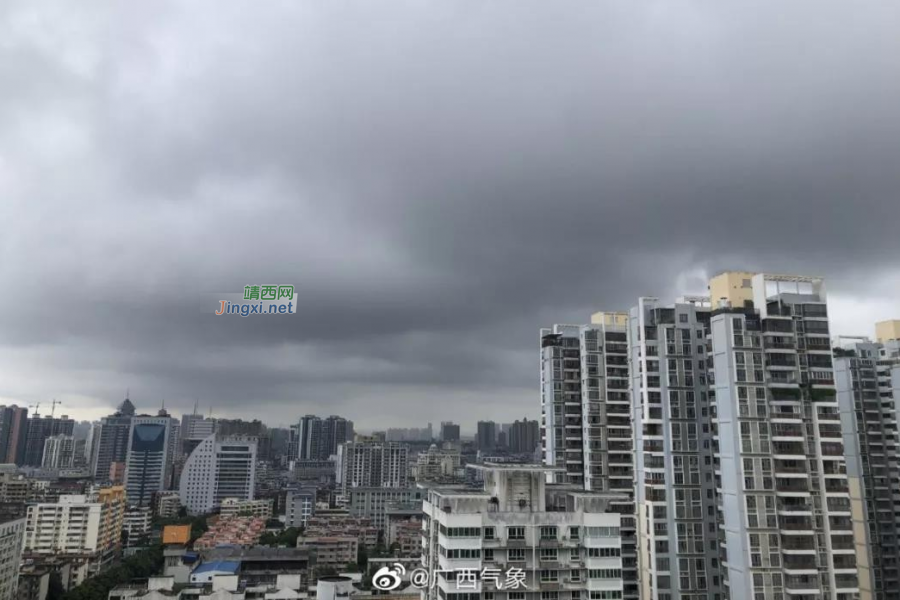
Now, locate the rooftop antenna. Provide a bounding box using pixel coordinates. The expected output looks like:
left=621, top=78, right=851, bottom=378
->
left=193, top=398, right=199, bottom=416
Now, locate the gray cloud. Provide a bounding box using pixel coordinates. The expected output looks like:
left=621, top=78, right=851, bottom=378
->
left=2, top=0, right=900, bottom=430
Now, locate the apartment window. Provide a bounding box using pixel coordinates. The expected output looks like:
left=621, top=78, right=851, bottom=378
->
left=508, top=548, right=525, bottom=562
left=540, top=526, right=558, bottom=540
left=483, top=526, right=495, bottom=540
left=540, top=548, right=558, bottom=561
left=569, top=526, right=580, bottom=540
left=541, top=570, right=559, bottom=582
left=507, top=526, right=525, bottom=540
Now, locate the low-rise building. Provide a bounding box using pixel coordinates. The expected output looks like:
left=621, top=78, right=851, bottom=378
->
left=154, top=491, right=181, bottom=519
left=298, top=535, right=358, bottom=573
left=346, top=486, right=424, bottom=533
left=193, top=516, right=265, bottom=550
left=305, top=515, right=377, bottom=549
left=219, top=497, right=273, bottom=520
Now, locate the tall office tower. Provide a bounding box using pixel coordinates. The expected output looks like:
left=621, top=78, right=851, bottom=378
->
left=439, top=421, right=460, bottom=443
left=0, top=405, right=28, bottom=465
left=420, top=464, right=625, bottom=600
left=476, top=420, right=497, bottom=450
left=630, top=296, right=721, bottom=600
left=93, top=397, right=135, bottom=481
left=540, top=311, right=639, bottom=600
left=337, top=441, right=408, bottom=495
left=22, top=486, right=126, bottom=584
left=41, top=434, right=76, bottom=469
left=178, top=434, right=257, bottom=515
left=124, top=411, right=179, bottom=507
left=834, top=325, right=900, bottom=600
left=708, top=272, right=858, bottom=600
left=22, top=414, right=75, bottom=466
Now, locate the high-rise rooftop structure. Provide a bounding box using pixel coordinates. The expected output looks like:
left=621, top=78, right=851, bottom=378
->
left=834, top=330, right=900, bottom=600
left=291, top=415, right=354, bottom=461
left=179, top=434, right=257, bottom=515
left=420, top=463, right=625, bottom=600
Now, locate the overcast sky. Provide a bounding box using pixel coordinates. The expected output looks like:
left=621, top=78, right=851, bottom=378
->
left=2, top=1, right=900, bottom=431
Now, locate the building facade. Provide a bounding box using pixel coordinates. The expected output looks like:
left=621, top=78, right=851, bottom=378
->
left=541, top=311, right=639, bottom=600
left=420, top=464, right=625, bottom=600
left=337, top=441, right=409, bottom=496
left=124, top=412, right=179, bottom=507
left=0, top=515, right=25, bottom=600
left=92, top=397, right=136, bottom=482
left=42, top=434, right=77, bottom=469
left=834, top=331, right=900, bottom=600
left=179, top=435, right=257, bottom=514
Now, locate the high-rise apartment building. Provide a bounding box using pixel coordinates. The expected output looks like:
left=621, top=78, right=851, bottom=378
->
left=540, top=311, right=639, bottom=600
left=22, top=486, right=126, bottom=584
left=291, top=415, right=354, bottom=460
left=834, top=327, right=900, bottom=600
left=41, top=434, right=76, bottom=469
left=22, top=413, right=75, bottom=467
left=708, top=273, right=858, bottom=600
left=0, top=405, right=28, bottom=465
left=92, top=397, right=136, bottom=482
left=124, top=411, right=179, bottom=507
left=509, top=417, right=539, bottom=454
left=476, top=420, right=497, bottom=450
left=630, top=296, right=722, bottom=600
left=336, top=441, right=408, bottom=495
left=439, top=421, right=460, bottom=443
left=420, top=463, right=625, bottom=600
left=178, top=435, right=257, bottom=515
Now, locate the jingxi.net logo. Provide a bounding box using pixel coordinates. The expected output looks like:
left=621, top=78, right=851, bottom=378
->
left=211, top=284, right=297, bottom=317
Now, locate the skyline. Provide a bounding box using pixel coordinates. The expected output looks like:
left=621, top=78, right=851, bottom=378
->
left=3, top=1, right=900, bottom=428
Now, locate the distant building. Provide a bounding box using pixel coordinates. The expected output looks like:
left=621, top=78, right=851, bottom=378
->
left=347, top=487, right=424, bottom=532
left=92, top=397, right=135, bottom=482
left=508, top=416, right=539, bottom=454
left=439, top=421, right=459, bottom=442
left=23, top=414, right=75, bottom=467
left=475, top=420, right=496, bottom=451
left=285, top=489, right=316, bottom=529
left=154, top=492, right=181, bottom=519
left=298, top=536, right=357, bottom=572
left=291, top=415, right=354, bottom=460
left=179, top=435, right=257, bottom=515
left=219, top=498, right=273, bottom=520
left=41, top=434, right=76, bottom=469
left=336, top=441, right=408, bottom=495
left=412, top=444, right=464, bottom=483
left=124, top=411, right=179, bottom=507
left=0, top=405, right=28, bottom=465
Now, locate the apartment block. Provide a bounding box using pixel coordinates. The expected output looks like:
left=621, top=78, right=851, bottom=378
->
left=421, top=464, right=625, bottom=600
left=709, top=273, right=858, bottom=600
left=336, top=441, right=409, bottom=496
left=22, top=486, right=126, bottom=584
left=834, top=332, right=900, bottom=600
left=540, top=311, right=638, bottom=600
left=0, top=515, right=25, bottom=600
left=630, top=296, right=721, bottom=600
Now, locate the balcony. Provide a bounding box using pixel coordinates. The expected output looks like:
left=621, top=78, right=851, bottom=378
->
left=783, top=554, right=818, bottom=571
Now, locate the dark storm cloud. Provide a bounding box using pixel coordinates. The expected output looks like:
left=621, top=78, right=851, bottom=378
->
left=2, top=0, right=900, bottom=429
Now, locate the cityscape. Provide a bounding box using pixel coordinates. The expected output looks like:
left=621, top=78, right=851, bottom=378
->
left=4, top=1, right=900, bottom=599
left=0, top=270, right=896, bottom=599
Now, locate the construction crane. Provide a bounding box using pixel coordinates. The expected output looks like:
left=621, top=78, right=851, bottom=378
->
left=50, top=399, right=62, bottom=417
left=28, top=402, right=40, bottom=416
